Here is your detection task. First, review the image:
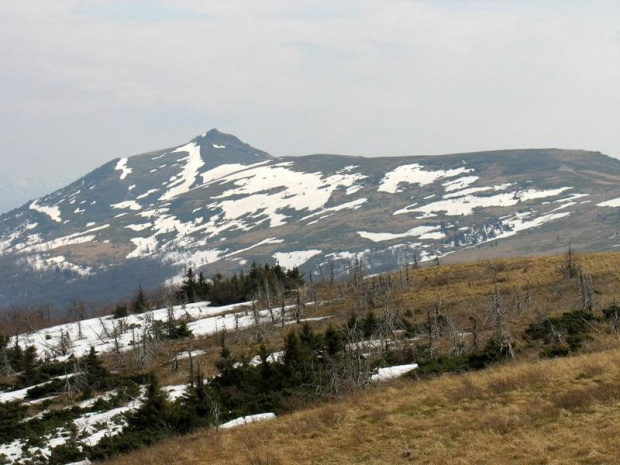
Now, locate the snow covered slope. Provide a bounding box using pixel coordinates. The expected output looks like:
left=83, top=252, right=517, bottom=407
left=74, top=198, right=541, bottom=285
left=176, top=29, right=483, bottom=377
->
left=3, top=129, right=620, bottom=307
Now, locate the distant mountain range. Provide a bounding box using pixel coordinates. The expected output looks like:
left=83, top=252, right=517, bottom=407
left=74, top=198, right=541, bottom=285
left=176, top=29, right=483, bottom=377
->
left=0, top=174, right=69, bottom=215
left=2, top=128, right=620, bottom=308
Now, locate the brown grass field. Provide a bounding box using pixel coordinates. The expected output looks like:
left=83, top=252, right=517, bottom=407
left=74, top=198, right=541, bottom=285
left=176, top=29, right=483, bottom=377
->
left=95, top=251, right=620, bottom=464
left=103, top=346, right=620, bottom=465
left=146, top=251, right=620, bottom=386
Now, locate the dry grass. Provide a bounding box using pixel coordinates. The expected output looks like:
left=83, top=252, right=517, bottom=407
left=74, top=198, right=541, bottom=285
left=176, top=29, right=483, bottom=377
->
left=97, top=251, right=620, bottom=464
left=17, top=250, right=620, bottom=462
left=104, top=346, right=620, bottom=464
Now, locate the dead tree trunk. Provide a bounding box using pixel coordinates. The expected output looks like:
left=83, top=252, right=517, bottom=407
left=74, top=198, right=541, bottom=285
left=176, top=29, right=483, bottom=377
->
left=578, top=271, right=595, bottom=313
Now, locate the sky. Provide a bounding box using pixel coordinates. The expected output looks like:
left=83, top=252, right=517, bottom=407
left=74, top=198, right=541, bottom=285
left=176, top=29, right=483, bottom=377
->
left=1, top=0, right=619, bottom=183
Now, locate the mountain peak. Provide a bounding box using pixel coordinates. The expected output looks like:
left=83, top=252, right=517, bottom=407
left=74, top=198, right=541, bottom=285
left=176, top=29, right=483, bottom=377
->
left=188, top=128, right=273, bottom=167
left=202, top=127, right=222, bottom=137
left=194, top=127, right=233, bottom=141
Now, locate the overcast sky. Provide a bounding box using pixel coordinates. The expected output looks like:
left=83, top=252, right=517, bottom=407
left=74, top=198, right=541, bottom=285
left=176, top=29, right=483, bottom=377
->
left=1, top=0, right=619, bottom=182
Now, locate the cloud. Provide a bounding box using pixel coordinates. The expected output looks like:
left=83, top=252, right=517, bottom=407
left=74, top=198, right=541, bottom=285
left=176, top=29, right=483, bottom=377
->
left=1, top=1, right=620, bottom=182
left=69, top=1, right=209, bottom=23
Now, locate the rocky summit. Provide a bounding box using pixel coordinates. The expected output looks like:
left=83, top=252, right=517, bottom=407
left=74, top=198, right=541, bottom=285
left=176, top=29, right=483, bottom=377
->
left=2, top=129, right=620, bottom=307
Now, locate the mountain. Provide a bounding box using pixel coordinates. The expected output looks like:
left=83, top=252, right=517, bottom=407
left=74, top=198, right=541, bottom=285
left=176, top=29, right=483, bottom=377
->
left=2, top=128, right=620, bottom=308
left=0, top=174, right=69, bottom=215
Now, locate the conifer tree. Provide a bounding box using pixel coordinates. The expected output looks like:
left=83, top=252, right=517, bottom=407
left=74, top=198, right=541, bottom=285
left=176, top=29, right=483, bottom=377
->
left=112, top=303, right=128, bottom=319
left=131, top=285, right=148, bottom=313
left=0, top=332, right=14, bottom=377
left=283, top=330, right=315, bottom=386
left=19, top=346, right=40, bottom=386
left=362, top=311, right=379, bottom=338
left=128, top=373, right=169, bottom=434
left=324, top=325, right=344, bottom=357
left=8, top=338, right=23, bottom=372
left=83, top=346, right=110, bottom=392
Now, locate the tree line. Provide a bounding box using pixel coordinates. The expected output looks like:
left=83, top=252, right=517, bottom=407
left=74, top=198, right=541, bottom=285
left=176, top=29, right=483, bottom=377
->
left=176, top=262, right=304, bottom=306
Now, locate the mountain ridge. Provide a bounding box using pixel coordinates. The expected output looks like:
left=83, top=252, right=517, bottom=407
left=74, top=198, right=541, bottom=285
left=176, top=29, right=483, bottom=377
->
left=2, top=130, right=620, bottom=309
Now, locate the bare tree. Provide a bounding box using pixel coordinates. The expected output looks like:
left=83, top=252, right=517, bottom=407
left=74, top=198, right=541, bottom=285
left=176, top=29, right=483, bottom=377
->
left=423, top=308, right=436, bottom=359
left=58, top=329, right=73, bottom=356
left=379, top=308, right=399, bottom=345
left=130, top=311, right=161, bottom=368
left=294, top=287, right=306, bottom=324
left=469, top=314, right=479, bottom=351
left=251, top=296, right=264, bottom=343
left=67, top=299, right=87, bottom=340
left=446, top=315, right=466, bottom=356
left=234, top=313, right=241, bottom=342
left=274, top=279, right=287, bottom=327
left=561, top=245, right=581, bottom=280
left=323, top=322, right=372, bottom=395
left=577, top=270, right=595, bottom=313
left=65, top=359, right=87, bottom=398
left=486, top=286, right=515, bottom=359
left=263, top=278, right=275, bottom=323
left=607, top=301, right=620, bottom=333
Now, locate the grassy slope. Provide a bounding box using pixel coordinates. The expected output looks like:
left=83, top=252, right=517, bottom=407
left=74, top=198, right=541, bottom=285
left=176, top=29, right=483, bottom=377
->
left=152, top=251, right=620, bottom=387
left=104, top=348, right=620, bottom=465
left=100, top=251, right=620, bottom=464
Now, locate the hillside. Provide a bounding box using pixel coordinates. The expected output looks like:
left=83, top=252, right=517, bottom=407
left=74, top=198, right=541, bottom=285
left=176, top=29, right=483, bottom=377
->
left=103, top=346, right=620, bottom=465
left=2, top=250, right=620, bottom=464
left=3, top=129, right=620, bottom=308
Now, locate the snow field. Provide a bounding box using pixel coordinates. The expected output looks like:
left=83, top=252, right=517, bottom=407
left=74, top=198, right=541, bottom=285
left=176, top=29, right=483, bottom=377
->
left=378, top=164, right=472, bottom=194
left=10, top=301, right=252, bottom=360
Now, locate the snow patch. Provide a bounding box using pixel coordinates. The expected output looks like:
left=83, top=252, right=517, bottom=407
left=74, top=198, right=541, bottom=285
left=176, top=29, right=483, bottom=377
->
left=30, top=200, right=62, bottom=223
left=597, top=197, right=620, bottom=208
left=160, top=142, right=205, bottom=201
left=210, top=164, right=366, bottom=228
left=162, top=248, right=226, bottom=267
left=371, top=364, right=418, bottom=382
left=378, top=164, right=472, bottom=194
left=300, top=198, right=368, bottom=222
left=443, top=176, right=479, bottom=192
left=162, top=384, right=188, bottom=401
left=357, top=225, right=443, bottom=242
left=136, top=189, right=159, bottom=199
left=220, top=413, right=276, bottom=429
left=226, top=237, right=284, bottom=257
left=21, top=254, right=93, bottom=277
left=115, top=158, right=132, bottom=180
left=175, top=350, right=206, bottom=360
left=111, top=200, right=142, bottom=211
left=273, top=250, right=322, bottom=268
left=126, top=236, right=159, bottom=259
left=125, top=223, right=152, bottom=232
left=20, top=224, right=110, bottom=254
left=443, top=183, right=513, bottom=200
left=200, top=162, right=269, bottom=186
left=400, top=187, right=572, bottom=218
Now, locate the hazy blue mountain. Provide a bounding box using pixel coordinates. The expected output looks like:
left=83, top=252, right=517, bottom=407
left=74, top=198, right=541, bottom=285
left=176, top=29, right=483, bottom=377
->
left=0, top=174, right=69, bottom=214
